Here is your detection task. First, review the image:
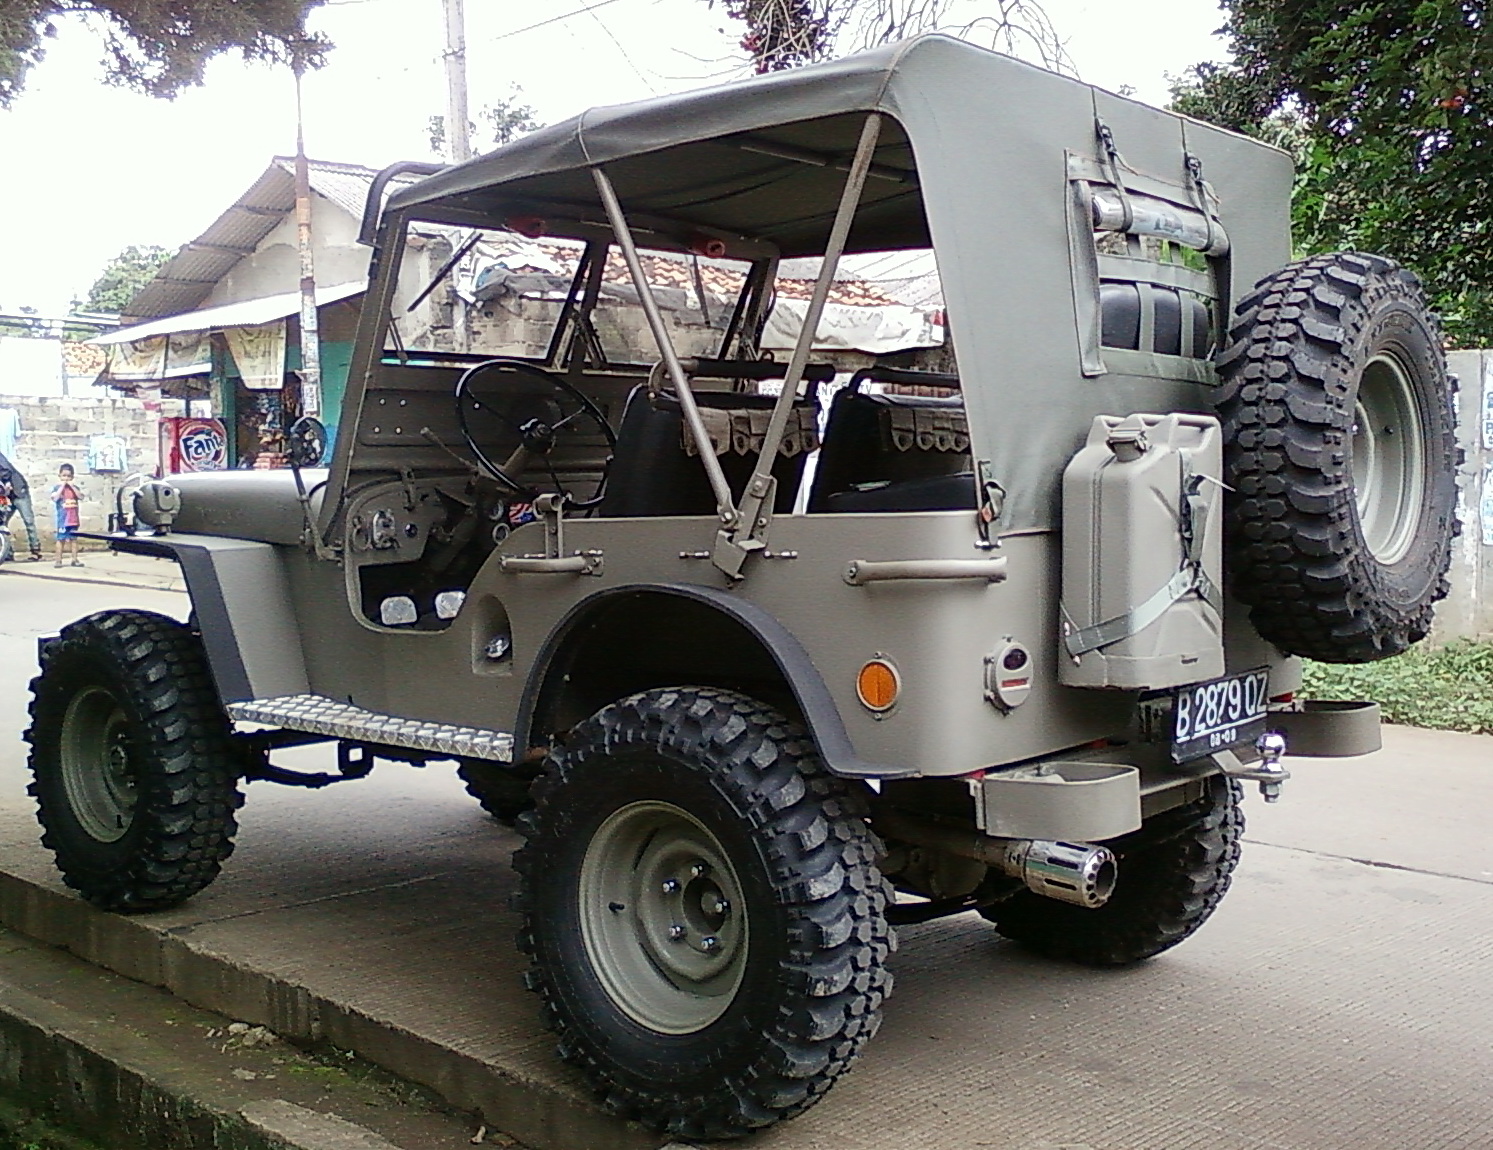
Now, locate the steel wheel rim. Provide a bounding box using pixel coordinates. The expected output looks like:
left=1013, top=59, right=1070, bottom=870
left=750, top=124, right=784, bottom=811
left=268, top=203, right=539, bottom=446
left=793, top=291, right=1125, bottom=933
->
left=59, top=686, right=137, bottom=843
left=1352, top=351, right=1425, bottom=565
left=578, top=799, right=748, bottom=1035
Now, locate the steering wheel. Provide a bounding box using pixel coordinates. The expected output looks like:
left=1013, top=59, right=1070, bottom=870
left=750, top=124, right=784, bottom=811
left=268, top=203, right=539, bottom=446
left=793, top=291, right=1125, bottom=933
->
left=454, top=358, right=618, bottom=507
left=286, top=416, right=327, bottom=469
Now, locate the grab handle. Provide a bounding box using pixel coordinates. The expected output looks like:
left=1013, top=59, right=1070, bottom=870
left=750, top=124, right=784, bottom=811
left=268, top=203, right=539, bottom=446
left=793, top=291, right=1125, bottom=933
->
left=844, top=557, right=1008, bottom=586
left=499, top=553, right=604, bottom=576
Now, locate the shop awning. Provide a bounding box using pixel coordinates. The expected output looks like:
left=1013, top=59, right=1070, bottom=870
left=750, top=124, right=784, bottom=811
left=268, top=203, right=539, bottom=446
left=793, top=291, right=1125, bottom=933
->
left=92, top=281, right=366, bottom=345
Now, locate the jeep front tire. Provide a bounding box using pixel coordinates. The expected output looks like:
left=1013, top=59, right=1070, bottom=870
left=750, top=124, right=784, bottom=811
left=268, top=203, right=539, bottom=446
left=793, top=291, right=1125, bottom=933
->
left=26, top=610, right=243, bottom=912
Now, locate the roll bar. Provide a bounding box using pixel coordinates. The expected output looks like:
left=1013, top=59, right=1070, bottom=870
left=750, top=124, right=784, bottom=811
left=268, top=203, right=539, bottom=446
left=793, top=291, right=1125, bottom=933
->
left=358, top=161, right=447, bottom=247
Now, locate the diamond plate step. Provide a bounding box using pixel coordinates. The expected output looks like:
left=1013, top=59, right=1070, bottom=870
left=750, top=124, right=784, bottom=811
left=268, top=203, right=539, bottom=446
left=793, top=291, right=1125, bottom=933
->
left=227, top=694, right=514, bottom=762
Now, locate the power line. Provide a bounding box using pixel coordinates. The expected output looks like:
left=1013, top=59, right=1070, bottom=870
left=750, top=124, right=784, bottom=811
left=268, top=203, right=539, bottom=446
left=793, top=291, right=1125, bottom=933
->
left=321, top=0, right=626, bottom=32
left=493, top=0, right=629, bottom=42
left=580, top=3, right=660, bottom=94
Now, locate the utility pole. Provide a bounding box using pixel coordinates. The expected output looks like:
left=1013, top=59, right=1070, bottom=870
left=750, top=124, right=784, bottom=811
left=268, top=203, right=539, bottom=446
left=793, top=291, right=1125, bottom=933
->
left=442, top=0, right=471, bottom=163
left=292, top=49, right=322, bottom=424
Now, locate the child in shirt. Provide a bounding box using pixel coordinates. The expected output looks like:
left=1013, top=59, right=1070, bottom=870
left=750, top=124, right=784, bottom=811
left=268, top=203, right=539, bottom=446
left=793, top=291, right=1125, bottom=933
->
left=50, top=463, right=83, bottom=567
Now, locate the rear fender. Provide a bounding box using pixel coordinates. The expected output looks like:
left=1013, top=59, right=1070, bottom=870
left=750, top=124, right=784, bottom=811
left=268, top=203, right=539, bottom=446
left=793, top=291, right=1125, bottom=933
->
left=517, top=583, right=907, bottom=778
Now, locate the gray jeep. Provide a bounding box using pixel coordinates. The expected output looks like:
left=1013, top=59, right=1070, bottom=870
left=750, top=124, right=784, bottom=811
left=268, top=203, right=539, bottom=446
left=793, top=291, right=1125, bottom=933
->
left=26, top=36, right=1456, bottom=1139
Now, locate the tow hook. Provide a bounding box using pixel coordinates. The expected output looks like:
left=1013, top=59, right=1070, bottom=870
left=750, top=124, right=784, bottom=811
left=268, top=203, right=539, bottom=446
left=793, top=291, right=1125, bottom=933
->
left=1223, top=731, right=1290, bottom=802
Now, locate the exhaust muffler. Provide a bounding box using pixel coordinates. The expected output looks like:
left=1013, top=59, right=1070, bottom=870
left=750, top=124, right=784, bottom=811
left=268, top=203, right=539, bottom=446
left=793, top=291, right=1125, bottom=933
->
left=995, top=838, right=1116, bottom=909
left=874, top=808, right=1118, bottom=908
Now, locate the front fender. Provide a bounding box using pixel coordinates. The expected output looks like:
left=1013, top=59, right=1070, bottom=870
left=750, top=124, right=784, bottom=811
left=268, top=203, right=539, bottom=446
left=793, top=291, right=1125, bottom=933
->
left=110, top=534, right=309, bottom=704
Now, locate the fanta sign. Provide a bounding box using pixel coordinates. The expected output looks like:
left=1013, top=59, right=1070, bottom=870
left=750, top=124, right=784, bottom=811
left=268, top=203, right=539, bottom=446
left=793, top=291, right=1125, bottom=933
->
left=165, top=418, right=228, bottom=472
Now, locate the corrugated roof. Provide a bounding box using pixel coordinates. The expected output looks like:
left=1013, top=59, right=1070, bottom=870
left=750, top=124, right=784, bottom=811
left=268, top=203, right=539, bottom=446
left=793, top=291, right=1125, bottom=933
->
left=95, top=281, right=366, bottom=344
left=125, top=158, right=426, bottom=322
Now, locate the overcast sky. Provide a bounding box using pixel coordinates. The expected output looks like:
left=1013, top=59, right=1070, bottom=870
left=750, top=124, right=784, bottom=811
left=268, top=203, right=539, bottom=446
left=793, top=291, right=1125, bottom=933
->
left=0, top=0, right=1229, bottom=315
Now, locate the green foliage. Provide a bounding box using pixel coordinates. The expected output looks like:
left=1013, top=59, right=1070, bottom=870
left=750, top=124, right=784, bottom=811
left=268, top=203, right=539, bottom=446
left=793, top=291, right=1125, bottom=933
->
left=1302, top=641, right=1493, bottom=734
left=1170, top=1, right=1493, bottom=346
left=427, top=87, right=544, bottom=158
left=711, top=0, right=831, bottom=72
left=707, top=0, right=1071, bottom=75
left=0, top=1091, right=106, bottom=1150
left=483, top=91, right=542, bottom=147
left=0, top=1, right=328, bottom=109
left=80, top=244, right=172, bottom=314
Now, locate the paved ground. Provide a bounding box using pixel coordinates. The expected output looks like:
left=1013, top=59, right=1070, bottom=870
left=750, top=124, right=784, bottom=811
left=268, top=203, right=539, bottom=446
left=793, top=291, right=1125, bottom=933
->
left=1, top=572, right=1491, bottom=1148
left=0, top=546, right=185, bottom=595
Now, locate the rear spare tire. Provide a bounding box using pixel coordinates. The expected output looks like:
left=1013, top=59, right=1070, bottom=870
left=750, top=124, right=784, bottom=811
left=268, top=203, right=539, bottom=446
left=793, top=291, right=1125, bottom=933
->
left=1216, top=252, right=1457, bottom=663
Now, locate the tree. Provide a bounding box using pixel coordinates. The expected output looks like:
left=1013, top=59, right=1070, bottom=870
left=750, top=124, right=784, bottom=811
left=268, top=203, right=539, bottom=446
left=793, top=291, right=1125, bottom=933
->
left=708, top=0, right=1071, bottom=75
left=0, top=1, right=328, bottom=109
left=427, top=86, right=544, bottom=158
left=1170, top=1, right=1493, bottom=346
left=81, top=244, right=174, bottom=315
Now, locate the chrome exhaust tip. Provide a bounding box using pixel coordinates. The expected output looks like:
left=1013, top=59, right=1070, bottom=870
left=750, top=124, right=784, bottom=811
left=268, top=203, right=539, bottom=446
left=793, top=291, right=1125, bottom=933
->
left=1000, top=839, right=1117, bottom=908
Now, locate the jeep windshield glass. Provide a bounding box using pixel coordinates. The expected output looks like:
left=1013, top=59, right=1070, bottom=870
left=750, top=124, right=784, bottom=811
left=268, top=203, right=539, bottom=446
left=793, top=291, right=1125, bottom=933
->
left=385, top=224, right=594, bottom=362
left=384, top=221, right=757, bottom=367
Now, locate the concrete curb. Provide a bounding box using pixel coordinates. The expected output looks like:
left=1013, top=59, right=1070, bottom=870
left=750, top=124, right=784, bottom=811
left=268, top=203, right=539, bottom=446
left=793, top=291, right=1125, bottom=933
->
left=0, top=564, right=186, bottom=594
left=0, top=570, right=185, bottom=594
left=0, top=869, right=661, bottom=1150
left=0, top=924, right=479, bottom=1150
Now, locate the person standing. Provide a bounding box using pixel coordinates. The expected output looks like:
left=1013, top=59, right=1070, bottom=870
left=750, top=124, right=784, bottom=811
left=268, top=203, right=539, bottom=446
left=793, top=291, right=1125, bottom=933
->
left=49, top=463, right=83, bottom=568
left=0, top=450, right=42, bottom=560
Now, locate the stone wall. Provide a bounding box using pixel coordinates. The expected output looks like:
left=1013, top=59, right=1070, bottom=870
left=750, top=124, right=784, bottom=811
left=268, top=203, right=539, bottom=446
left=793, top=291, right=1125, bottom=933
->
left=0, top=393, right=160, bottom=547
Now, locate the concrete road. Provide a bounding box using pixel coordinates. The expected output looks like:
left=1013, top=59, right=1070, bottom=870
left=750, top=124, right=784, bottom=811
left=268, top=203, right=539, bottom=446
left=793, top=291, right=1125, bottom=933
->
left=2, top=573, right=1492, bottom=1148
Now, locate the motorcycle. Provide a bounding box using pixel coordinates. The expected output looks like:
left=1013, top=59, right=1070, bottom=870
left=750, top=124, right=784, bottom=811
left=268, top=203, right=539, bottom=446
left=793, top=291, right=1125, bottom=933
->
left=0, top=489, right=13, bottom=564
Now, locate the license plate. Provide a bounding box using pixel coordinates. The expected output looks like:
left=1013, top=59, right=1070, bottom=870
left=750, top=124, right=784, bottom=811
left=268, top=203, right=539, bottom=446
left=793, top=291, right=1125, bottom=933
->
left=1171, top=668, right=1269, bottom=762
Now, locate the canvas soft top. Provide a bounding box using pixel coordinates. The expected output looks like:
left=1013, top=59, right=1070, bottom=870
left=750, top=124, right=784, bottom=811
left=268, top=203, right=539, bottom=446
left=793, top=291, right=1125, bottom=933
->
left=384, top=38, right=932, bottom=257
left=379, top=35, right=1295, bottom=531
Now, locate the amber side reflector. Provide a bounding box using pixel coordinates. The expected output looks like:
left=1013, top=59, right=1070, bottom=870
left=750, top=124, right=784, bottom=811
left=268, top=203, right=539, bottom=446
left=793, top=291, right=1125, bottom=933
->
left=856, top=659, right=900, bottom=712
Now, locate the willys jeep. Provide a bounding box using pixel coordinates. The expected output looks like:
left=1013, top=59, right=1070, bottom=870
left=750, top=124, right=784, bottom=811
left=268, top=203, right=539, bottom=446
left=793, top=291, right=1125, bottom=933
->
left=26, top=36, right=1457, bottom=1139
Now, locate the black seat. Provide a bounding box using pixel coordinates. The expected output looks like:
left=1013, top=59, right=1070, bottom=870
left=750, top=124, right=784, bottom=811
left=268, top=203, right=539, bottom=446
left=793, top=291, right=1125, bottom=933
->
left=597, top=385, right=815, bottom=518
left=822, top=472, right=976, bottom=512
left=808, top=377, right=974, bottom=513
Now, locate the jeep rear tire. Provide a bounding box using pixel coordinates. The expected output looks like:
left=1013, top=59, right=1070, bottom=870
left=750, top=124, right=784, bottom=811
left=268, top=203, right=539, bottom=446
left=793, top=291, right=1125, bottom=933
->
left=513, top=687, right=894, bottom=1139
left=1216, top=252, right=1457, bottom=663
left=26, top=610, right=243, bottom=912
left=985, top=776, right=1243, bottom=965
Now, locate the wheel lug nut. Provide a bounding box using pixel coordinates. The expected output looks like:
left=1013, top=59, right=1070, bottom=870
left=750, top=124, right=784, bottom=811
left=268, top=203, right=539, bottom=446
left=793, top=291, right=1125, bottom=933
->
left=661, top=879, right=681, bottom=894
left=668, top=923, right=686, bottom=940
left=689, top=861, right=709, bottom=879
left=701, top=935, right=720, bottom=952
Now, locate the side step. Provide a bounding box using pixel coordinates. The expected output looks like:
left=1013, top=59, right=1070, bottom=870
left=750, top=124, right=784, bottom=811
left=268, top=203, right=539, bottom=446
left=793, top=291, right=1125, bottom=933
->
left=226, top=694, right=515, bottom=762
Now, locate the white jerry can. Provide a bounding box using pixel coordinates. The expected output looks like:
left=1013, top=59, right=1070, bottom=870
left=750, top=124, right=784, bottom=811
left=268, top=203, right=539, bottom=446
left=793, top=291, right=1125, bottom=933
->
left=1059, top=412, right=1225, bottom=690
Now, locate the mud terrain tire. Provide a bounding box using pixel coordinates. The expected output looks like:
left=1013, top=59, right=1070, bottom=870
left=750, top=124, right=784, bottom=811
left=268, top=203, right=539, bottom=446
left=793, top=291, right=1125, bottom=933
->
left=1215, top=252, right=1457, bottom=663
left=513, top=687, right=894, bottom=1139
left=986, top=776, right=1243, bottom=965
left=457, top=758, right=537, bottom=825
left=26, top=610, right=242, bottom=912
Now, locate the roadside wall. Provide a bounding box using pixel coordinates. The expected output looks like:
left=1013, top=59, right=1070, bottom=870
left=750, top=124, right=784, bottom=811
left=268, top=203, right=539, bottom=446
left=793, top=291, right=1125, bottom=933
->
left=1437, top=350, right=1493, bottom=642
left=0, top=393, right=159, bottom=547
